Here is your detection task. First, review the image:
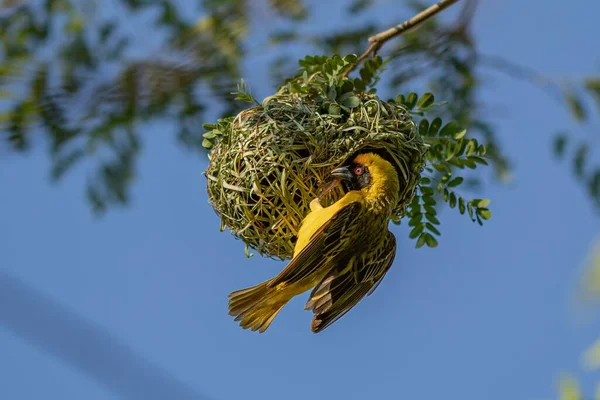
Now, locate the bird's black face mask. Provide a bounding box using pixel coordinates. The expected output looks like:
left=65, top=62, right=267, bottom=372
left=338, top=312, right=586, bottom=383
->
left=330, top=163, right=371, bottom=192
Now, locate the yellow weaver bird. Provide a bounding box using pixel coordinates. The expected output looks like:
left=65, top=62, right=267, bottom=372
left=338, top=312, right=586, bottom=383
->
left=228, top=152, right=399, bottom=333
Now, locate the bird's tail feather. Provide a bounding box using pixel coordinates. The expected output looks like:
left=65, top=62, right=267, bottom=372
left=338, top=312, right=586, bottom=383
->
left=228, top=280, right=288, bottom=333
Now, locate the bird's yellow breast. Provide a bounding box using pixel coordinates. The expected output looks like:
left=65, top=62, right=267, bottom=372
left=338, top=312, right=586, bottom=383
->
left=293, top=192, right=364, bottom=257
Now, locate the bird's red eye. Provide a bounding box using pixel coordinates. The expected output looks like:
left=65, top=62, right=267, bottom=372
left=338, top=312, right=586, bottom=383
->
left=354, top=166, right=364, bottom=175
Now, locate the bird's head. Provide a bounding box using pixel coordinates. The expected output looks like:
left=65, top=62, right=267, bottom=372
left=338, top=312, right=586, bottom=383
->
left=330, top=152, right=400, bottom=210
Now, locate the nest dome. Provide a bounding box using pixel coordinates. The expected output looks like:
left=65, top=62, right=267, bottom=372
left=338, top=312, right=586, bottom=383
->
left=205, top=85, right=428, bottom=260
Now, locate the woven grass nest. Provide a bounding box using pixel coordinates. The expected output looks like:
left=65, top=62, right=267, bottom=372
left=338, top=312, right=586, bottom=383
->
left=204, top=83, right=428, bottom=260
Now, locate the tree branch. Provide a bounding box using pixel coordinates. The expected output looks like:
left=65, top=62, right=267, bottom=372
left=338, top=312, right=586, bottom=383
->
left=342, top=0, right=461, bottom=78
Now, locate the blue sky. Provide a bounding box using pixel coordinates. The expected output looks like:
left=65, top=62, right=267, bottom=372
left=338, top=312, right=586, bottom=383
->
left=1, top=1, right=600, bottom=399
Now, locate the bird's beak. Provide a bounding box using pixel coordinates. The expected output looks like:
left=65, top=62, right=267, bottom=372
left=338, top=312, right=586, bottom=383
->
left=330, top=166, right=353, bottom=181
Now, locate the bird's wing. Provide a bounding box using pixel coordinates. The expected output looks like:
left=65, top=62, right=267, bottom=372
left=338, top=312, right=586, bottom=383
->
left=305, top=230, right=396, bottom=333
left=268, top=202, right=363, bottom=287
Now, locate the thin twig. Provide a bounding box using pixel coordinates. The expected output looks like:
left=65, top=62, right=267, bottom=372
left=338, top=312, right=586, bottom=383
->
left=342, top=0, right=461, bottom=78
left=477, top=53, right=565, bottom=103
left=455, top=0, right=478, bottom=35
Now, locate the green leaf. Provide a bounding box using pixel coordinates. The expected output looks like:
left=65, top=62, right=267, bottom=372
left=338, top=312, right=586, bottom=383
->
left=590, top=170, right=600, bottom=200
left=469, top=156, right=488, bottom=166
left=425, top=213, right=440, bottom=225
left=449, top=192, right=457, bottom=208
left=422, top=195, right=436, bottom=205
left=474, top=199, right=491, bottom=208
left=299, top=55, right=312, bottom=66
left=463, top=158, right=477, bottom=169
left=553, top=134, right=568, bottom=159
left=454, top=128, right=467, bottom=140
left=574, top=143, right=588, bottom=178
left=424, top=205, right=436, bottom=216
left=417, top=93, right=434, bottom=109
left=558, top=376, right=581, bottom=400
left=328, top=103, right=341, bottom=115
left=354, top=78, right=366, bottom=92
left=458, top=197, right=466, bottom=214
left=420, top=186, right=434, bottom=195
left=327, top=86, right=337, bottom=101
left=423, top=233, right=438, bottom=248
left=426, top=223, right=440, bottom=236
left=448, top=159, right=465, bottom=169
left=439, top=121, right=462, bottom=137
left=565, top=89, right=587, bottom=121
left=202, top=138, right=213, bottom=149
left=415, top=233, right=427, bottom=249
left=340, top=95, right=360, bottom=108
left=447, top=177, right=463, bottom=188
left=432, top=163, right=448, bottom=173
left=405, top=92, right=418, bottom=110
left=467, top=202, right=474, bottom=219
left=419, top=119, right=430, bottom=137
left=343, top=54, right=358, bottom=64
left=324, top=61, right=334, bottom=75
left=444, top=142, right=457, bottom=161
left=429, top=117, right=442, bottom=136
left=339, top=80, right=354, bottom=93
left=99, top=22, right=116, bottom=43
left=409, top=225, right=424, bottom=239
left=478, top=208, right=492, bottom=220
left=465, top=140, right=476, bottom=156
left=409, top=213, right=423, bottom=227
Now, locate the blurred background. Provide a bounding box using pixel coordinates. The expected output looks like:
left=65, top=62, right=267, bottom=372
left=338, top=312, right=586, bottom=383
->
left=1, top=0, right=600, bottom=399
